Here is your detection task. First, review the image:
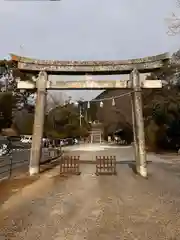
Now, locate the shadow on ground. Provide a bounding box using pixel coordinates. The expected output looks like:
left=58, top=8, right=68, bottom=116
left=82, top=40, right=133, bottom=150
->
left=80, top=159, right=152, bottom=164
left=0, top=176, right=38, bottom=205
left=0, top=161, right=62, bottom=205
left=40, top=158, right=60, bottom=173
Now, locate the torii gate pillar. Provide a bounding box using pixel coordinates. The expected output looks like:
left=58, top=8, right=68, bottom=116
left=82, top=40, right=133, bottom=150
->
left=130, top=72, right=139, bottom=174
left=132, top=68, right=147, bottom=177
left=29, top=71, right=47, bottom=176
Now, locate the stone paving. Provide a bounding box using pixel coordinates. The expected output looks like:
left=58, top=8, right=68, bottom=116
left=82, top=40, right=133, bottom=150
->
left=0, top=145, right=180, bottom=239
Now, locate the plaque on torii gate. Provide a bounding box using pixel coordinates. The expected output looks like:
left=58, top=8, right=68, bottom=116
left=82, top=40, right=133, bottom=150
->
left=11, top=53, right=169, bottom=178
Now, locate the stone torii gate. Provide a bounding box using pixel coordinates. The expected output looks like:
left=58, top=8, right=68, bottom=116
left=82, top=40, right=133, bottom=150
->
left=12, top=53, right=169, bottom=178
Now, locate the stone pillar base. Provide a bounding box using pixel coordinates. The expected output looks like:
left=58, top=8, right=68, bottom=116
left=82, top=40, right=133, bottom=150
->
left=139, top=165, right=147, bottom=178
left=29, top=166, right=39, bottom=176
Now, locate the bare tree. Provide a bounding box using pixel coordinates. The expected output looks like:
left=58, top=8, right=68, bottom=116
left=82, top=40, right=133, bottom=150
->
left=167, top=0, right=180, bottom=35
left=46, top=91, right=68, bottom=112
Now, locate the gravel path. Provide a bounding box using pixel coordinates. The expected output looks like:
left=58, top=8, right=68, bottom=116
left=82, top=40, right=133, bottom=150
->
left=0, top=145, right=180, bottom=239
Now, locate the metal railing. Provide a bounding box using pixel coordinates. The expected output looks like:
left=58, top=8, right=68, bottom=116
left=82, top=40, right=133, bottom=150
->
left=0, top=136, right=62, bottom=181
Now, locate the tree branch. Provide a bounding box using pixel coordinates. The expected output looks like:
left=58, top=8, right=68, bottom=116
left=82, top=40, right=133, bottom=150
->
left=167, top=1, right=180, bottom=35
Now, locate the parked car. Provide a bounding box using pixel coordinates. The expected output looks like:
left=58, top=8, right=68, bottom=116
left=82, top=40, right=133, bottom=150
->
left=21, top=135, right=32, bottom=144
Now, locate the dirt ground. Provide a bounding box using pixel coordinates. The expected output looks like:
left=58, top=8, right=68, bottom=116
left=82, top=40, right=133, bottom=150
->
left=0, top=146, right=180, bottom=239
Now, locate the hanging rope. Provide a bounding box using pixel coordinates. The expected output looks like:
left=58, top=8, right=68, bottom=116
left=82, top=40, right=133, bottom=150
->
left=90, top=91, right=134, bottom=102
left=86, top=90, right=135, bottom=108
left=47, top=90, right=135, bottom=109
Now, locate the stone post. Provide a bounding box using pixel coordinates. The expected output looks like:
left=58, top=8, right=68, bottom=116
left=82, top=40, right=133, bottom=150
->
left=130, top=72, right=139, bottom=173
left=29, top=71, right=47, bottom=176
left=131, top=68, right=147, bottom=177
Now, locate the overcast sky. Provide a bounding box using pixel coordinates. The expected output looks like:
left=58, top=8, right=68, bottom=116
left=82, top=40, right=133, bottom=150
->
left=0, top=0, right=180, bottom=100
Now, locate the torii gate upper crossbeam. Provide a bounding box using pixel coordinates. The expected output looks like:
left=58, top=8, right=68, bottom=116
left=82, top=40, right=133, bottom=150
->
left=11, top=52, right=169, bottom=74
